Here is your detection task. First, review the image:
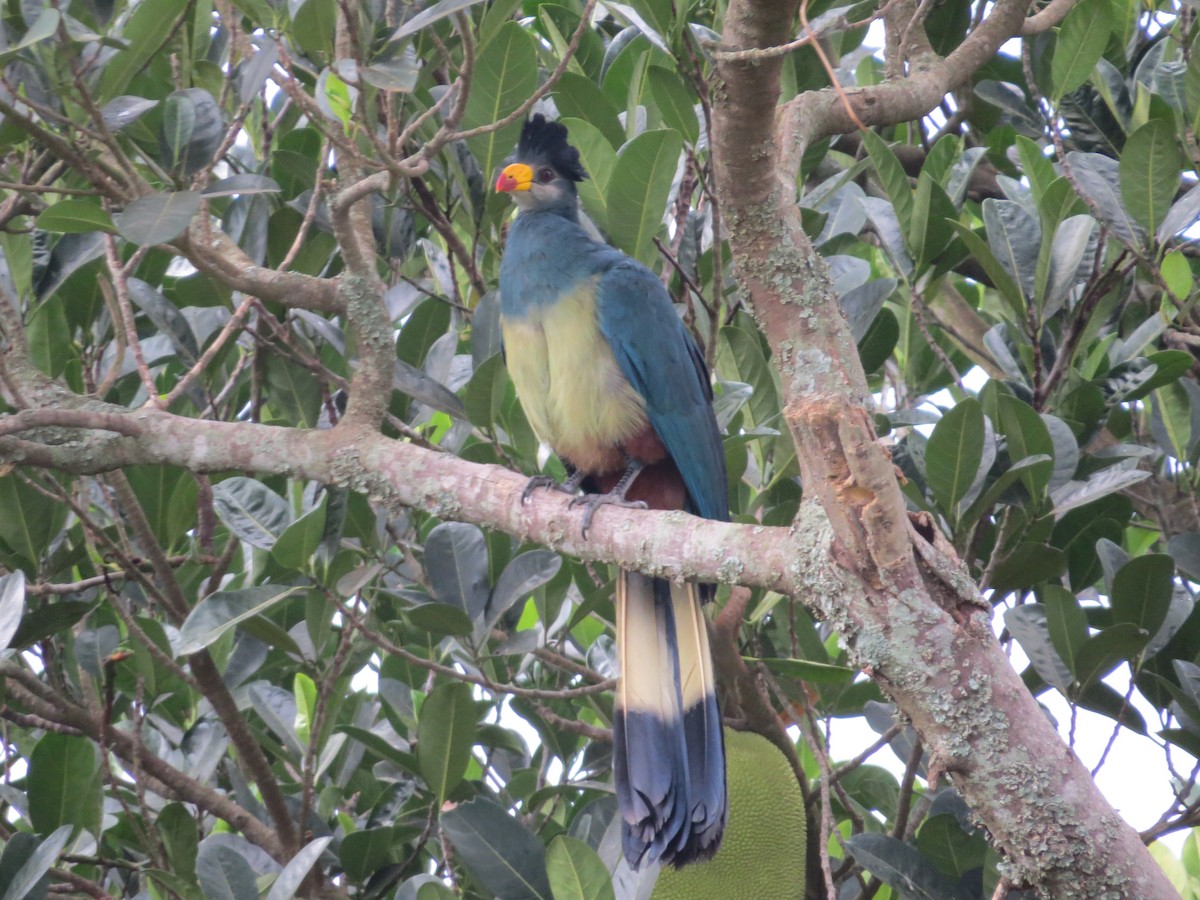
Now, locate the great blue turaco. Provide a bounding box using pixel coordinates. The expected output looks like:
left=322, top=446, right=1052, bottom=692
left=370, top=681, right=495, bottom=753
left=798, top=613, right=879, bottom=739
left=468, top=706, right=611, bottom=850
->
left=495, top=114, right=729, bottom=868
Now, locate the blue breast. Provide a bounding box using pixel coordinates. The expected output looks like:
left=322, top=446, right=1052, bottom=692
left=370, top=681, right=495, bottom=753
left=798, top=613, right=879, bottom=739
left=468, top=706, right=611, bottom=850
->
left=499, top=211, right=622, bottom=319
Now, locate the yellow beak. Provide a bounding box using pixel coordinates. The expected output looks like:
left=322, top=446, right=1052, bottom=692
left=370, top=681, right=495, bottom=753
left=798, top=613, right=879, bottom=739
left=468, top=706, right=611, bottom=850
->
left=496, top=162, right=533, bottom=193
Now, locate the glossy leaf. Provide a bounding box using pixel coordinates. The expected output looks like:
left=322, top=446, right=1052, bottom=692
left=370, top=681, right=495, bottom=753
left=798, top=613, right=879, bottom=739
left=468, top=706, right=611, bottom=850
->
left=195, top=839, right=258, bottom=900
left=417, top=681, right=478, bottom=804
left=176, top=585, right=304, bottom=655
left=212, top=477, right=293, bottom=549
left=36, top=201, right=115, bottom=234
left=1066, top=151, right=1145, bottom=249
left=0, top=826, right=72, bottom=900
left=1006, top=604, right=1072, bottom=693
left=1050, top=0, right=1112, bottom=98
left=27, top=733, right=100, bottom=834
left=1119, top=119, right=1181, bottom=235
left=1110, top=554, right=1174, bottom=642
left=265, top=837, right=332, bottom=900
left=843, top=833, right=973, bottom=900
left=114, top=191, right=204, bottom=245
left=926, top=398, right=985, bottom=513
left=441, top=798, right=552, bottom=899
left=461, top=23, right=539, bottom=182
left=545, top=835, right=615, bottom=900
left=0, top=571, right=25, bottom=652
left=606, top=129, right=683, bottom=265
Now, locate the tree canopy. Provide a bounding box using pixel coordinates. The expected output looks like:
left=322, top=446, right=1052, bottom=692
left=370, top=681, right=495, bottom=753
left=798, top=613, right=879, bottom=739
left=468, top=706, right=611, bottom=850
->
left=0, top=0, right=1197, bottom=896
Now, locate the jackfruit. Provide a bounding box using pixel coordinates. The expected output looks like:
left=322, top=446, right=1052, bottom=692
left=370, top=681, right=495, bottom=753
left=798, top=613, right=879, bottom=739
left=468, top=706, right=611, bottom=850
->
left=650, top=728, right=808, bottom=899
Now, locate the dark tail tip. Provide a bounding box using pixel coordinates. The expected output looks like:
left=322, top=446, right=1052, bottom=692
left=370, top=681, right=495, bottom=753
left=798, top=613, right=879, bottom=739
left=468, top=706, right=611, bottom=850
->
left=614, top=702, right=727, bottom=868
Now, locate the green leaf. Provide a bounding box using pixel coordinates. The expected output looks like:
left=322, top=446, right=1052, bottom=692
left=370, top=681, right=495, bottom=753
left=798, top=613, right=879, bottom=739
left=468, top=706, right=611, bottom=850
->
left=1110, top=554, right=1174, bottom=644
left=1066, top=151, right=1145, bottom=249
left=949, top=223, right=1025, bottom=317
left=195, top=839, right=258, bottom=900
left=646, top=67, right=699, bottom=146
left=25, top=295, right=70, bottom=378
left=1005, top=603, right=1072, bottom=693
left=263, top=353, right=321, bottom=427
left=482, top=550, right=561, bottom=639
left=462, top=23, right=539, bottom=181
left=926, top=398, right=985, bottom=513
left=1119, top=119, right=1181, bottom=235
left=36, top=201, right=115, bottom=234
left=0, top=9, right=60, bottom=66
left=406, top=601, right=475, bottom=637
left=606, top=128, right=683, bottom=265
left=0, top=826, right=73, bottom=900
left=113, top=191, right=203, bottom=245
left=396, top=297, right=452, bottom=369
left=393, top=0, right=491, bottom=39
left=1016, top=135, right=1058, bottom=199
left=417, top=681, right=478, bottom=804
left=0, top=571, right=25, bottom=652
left=552, top=75, right=624, bottom=149
left=212, top=476, right=292, bottom=549
left=545, top=836, right=615, bottom=900
left=0, top=472, right=68, bottom=572
left=266, top=837, right=333, bottom=900
left=271, top=494, right=328, bottom=569
left=425, top=522, right=490, bottom=621
left=10, top=600, right=94, bottom=649
left=440, top=798, right=552, bottom=900
left=100, top=0, right=191, bottom=97
left=996, top=394, right=1054, bottom=498
left=158, top=803, right=199, bottom=881
left=176, top=585, right=304, bottom=655
left=340, top=828, right=399, bottom=882
left=844, top=833, right=973, bottom=900
left=294, top=672, right=317, bottom=744
left=911, top=172, right=958, bottom=267
left=1074, top=623, right=1149, bottom=691
left=27, top=733, right=101, bottom=834
left=958, top=454, right=1052, bottom=528
left=982, top=199, right=1039, bottom=303
left=1041, top=215, right=1095, bottom=316
left=560, top=118, right=618, bottom=231
left=1042, top=585, right=1088, bottom=674
left=989, top=543, right=1067, bottom=593
left=1050, top=0, right=1112, bottom=98
left=860, top=130, right=913, bottom=232
left=916, top=815, right=987, bottom=878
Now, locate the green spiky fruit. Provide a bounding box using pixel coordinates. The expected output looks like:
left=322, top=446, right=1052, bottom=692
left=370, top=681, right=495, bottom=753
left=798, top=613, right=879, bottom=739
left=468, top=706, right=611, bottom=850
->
left=651, top=728, right=808, bottom=899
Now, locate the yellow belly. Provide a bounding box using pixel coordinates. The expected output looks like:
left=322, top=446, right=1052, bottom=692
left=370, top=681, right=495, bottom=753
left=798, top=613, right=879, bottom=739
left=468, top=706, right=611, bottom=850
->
left=502, top=280, right=647, bottom=473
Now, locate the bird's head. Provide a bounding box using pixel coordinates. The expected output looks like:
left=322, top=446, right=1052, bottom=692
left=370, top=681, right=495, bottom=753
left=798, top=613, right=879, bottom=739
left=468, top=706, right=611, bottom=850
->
left=495, top=114, right=588, bottom=214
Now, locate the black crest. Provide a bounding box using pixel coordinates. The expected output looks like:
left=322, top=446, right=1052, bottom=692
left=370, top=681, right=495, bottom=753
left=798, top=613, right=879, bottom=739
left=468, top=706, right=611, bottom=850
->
left=517, top=114, right=588, bottom=182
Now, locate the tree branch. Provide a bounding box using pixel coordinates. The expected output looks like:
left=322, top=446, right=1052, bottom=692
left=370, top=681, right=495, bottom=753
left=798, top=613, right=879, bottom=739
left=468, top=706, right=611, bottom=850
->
left=711, top=0, right=1177, bottom=895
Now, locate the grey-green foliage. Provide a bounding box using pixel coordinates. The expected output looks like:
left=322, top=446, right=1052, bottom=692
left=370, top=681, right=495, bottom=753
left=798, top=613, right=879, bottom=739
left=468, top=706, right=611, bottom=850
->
left=0, top=0, right=1196, bottom=896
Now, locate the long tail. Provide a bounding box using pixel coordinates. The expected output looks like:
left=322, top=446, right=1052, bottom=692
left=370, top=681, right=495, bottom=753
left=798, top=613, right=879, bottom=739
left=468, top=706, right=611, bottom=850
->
left=614, top=571, right=726, bottom=868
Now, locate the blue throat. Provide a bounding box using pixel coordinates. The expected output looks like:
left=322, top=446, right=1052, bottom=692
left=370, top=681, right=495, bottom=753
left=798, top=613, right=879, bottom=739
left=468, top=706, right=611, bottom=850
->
left=500, top=205, right=621, bottom=318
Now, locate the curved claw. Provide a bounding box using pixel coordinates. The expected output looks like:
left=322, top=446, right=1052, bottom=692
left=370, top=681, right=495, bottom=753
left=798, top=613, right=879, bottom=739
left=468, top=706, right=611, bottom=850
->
left=573, top=492, right=648, bottom=537
left=521, top=469, right=587, bottom=505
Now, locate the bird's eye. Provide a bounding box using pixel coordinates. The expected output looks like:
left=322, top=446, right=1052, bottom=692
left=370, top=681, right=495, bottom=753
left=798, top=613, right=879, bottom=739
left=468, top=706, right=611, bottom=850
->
left=537, top=167, right=556, bottom=183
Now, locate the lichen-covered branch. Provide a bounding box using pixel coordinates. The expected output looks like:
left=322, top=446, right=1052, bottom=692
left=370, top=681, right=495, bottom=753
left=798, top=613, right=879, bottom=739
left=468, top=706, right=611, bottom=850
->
left=711, top=0, right=1177, bottom=895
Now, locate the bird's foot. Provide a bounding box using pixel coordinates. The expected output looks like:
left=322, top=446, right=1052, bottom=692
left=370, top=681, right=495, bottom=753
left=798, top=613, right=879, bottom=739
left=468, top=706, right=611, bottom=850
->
left=570, top=491, right=648, bottom=537
left=570, top=460, right=647, bottom=537
left=521, top=469, right=586, bottom=505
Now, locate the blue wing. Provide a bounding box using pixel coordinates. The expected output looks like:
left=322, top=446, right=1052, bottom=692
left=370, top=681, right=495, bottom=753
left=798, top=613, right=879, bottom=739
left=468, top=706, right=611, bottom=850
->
left=595, top=259, right=729, bottom=523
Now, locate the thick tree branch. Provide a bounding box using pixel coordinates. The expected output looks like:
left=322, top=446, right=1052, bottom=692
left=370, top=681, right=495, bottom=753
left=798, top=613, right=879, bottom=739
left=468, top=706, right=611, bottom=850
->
left=0, top=407, right=804, bottom=591
left=777, top=0, right=1038, bottom=174
left=711, top=1, right=1177, bottom=896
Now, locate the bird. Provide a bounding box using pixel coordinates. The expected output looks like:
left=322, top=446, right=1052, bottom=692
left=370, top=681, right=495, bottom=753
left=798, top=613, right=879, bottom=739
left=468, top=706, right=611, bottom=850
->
left=494, top=114, right=729, bottom=868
